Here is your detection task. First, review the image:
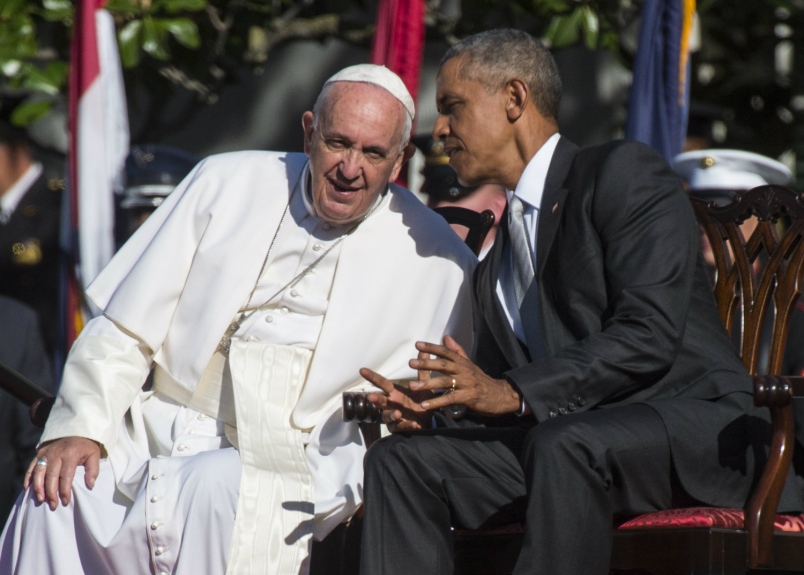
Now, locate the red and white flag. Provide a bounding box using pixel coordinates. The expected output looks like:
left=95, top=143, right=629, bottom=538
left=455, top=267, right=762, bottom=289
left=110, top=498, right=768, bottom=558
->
left=66, top=0, right=128, bottom=340
left=371, top=0, right=425, bottom=119
left=371, top=0, right=425, bottom=185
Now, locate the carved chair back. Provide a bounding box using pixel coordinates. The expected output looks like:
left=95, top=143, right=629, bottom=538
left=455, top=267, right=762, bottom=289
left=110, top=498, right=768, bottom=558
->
left=692, top=184, right=804, bottom=376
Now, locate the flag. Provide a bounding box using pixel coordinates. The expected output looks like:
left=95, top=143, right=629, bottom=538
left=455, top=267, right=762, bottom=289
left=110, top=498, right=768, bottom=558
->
left=625, top=0, right=696, bottom=162
left=61, top=0, right=129, bottom=364
left=371, top=0, right=425, bottom=187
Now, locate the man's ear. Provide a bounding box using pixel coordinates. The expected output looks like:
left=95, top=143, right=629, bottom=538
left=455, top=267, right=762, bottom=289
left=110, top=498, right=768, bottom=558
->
left=505, top=78, right=529, bottom=122
left=301, top=111, right=315, bottom=154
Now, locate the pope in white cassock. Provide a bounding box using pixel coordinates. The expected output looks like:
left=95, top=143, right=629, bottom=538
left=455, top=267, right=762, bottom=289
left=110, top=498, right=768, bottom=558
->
left=0, top=64, right=476, bottom=575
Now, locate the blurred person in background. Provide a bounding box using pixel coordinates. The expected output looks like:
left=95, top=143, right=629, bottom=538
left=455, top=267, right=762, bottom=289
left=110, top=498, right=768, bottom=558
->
left=413, top=135, right=506, bottom=259
left=673, top=148, right=804, bottom=376
left=118, top=144, right=199, bottom=243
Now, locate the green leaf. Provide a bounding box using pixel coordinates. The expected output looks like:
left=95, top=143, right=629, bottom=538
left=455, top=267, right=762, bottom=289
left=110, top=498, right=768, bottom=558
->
left=579, top=6, right=599, bottom=50
left=0, top=0, right=31, bottom=21
left=40, top=0, right=73, bottom=20
left=42, top=60, right=69, bottom=87
left=163, top=18, right=200, bottom=49
left=160, top=0, right=207, bottom=14
left=1, top=60, right=23, bottom=78
left=545, top=10, right=583, bottom=47
left=118, top=19, right=143, bottom=67
left=142, top=18, right=170, bottom=60
left=19, top=65, right=62, bottom=95
left=105, top=0, right=141, bottom=17
left=10, top=101, right=53, bottom=126
left=532, top=0, right=569, bottom=14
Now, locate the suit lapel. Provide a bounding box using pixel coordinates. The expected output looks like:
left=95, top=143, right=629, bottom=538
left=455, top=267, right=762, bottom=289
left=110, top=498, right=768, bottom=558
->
left=536, top=137, right=579, bottom=277
left=476, top=215, right=530, bottom=368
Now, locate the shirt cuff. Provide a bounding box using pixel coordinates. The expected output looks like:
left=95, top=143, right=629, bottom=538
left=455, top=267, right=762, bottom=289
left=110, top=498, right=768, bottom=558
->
left=517, top=395, right=533, bottom=417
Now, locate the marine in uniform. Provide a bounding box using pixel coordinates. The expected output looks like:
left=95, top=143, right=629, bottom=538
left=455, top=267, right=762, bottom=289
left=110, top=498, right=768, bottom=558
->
left=673, top=148, right=804, bottom=375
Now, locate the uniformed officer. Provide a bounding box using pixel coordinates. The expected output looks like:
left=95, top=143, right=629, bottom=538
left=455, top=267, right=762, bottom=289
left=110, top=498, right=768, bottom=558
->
left=0, top=104, right=63, bottom=357
left=672, top=148, right=803, bottom=375
left=118, top=144, right=199, bottom=243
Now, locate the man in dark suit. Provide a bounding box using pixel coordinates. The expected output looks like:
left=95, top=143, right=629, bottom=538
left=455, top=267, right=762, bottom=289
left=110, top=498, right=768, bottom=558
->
left=0, top=117, right=62, bottom=356
left=358, top=29, right=803, bottom=575
left=0, top=295, right=52, bottom=522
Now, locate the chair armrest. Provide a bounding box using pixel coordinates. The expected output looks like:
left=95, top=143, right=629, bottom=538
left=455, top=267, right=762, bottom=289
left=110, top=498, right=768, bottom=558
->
left=747, top=375, right=797, bottom=568
left=30, top=396, right=55, bottom=428
left=0, top=360, right=54, bottom=428
left=342, top=391, right=381, bottom=423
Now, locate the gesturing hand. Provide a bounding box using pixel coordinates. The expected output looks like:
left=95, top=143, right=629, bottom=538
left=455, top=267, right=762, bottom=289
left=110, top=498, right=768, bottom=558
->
left=360, top=350, right=435, bottom=432
left=25, top=436, right=101, bottom=510
left=409, top=335, right=521, bottom=416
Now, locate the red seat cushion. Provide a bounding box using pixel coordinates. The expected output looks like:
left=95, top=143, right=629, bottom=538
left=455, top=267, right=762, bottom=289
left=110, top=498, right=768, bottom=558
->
left=616, top=507, right=804, bottom=532
left=452, top=509, right=804, bottom=540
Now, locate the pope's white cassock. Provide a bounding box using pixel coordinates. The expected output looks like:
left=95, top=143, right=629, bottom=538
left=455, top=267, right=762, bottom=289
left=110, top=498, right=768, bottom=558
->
left=0, top=150, right=476, bottom=575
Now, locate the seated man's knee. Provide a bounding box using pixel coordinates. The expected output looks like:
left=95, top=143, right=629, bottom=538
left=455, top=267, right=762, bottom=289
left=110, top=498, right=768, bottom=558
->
left=364, top=433, right=437, bottom=481
left=523, top=416, right=597, bottom=465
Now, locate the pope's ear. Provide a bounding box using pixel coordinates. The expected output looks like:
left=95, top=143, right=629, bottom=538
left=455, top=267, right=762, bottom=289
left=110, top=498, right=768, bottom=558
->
left=402, top=141, right=416, bottom=164
left=301, top=112, right=315, bottom=154
left=389, top=142, right=415, bottom=183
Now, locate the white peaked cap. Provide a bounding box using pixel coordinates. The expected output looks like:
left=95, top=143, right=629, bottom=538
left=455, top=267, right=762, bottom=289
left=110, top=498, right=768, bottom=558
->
left=673, top=149, right=793, bottom=191
left=324, top=64, right=415, bottom=120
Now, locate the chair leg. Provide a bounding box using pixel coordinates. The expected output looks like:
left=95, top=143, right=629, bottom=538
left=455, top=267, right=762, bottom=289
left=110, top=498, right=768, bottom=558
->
left=309, top=516, right=363, bottom=575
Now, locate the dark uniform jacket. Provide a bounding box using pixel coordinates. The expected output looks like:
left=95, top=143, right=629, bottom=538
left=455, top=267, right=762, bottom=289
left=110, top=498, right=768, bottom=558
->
left=0, top=172, right=62, bottom=355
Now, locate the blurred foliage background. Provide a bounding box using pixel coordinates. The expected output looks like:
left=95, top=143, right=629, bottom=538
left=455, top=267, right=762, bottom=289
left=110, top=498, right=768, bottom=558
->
left=1, top=0, right=802, bottom=183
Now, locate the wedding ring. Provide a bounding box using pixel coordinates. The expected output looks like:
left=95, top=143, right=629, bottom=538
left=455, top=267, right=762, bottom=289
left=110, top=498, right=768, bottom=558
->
left=450, top=378, right=457, bottom=393
left=35, top=458, right=48, bottom=467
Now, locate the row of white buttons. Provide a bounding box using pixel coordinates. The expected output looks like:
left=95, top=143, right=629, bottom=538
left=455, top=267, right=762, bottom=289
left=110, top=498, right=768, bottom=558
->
left=148, top=461, right=170, bottom=574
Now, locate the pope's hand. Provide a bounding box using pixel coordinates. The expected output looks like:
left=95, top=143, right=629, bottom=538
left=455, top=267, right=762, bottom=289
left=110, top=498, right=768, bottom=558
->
left=409, top=335, right=521, bottom=416
left=25, top=436, right=101, bottom=510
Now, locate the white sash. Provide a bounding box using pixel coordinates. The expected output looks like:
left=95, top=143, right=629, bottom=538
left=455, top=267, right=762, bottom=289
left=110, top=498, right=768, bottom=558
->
left=225, top=341, right=314, bottom=575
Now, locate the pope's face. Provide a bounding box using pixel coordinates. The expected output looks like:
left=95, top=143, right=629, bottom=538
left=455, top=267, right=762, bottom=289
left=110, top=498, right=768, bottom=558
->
left=433, top=56, right=512, bottom=187
left=303, top=82, right=407, bottom=224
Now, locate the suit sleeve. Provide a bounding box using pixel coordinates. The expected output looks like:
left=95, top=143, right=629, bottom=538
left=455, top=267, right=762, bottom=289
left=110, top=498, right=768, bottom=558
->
left=506, top=142, right=698, bottom=421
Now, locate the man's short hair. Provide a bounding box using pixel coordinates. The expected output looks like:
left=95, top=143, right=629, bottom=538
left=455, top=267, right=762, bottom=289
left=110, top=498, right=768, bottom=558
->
left=311, top=82, right=412, bottom=153
left=441, top=29, right=562, bottom=122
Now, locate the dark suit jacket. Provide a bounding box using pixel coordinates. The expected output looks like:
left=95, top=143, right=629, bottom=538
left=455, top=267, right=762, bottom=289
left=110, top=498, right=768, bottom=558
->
left=0, top=296, right=52, bottom=521
left=0, top=172, right=62, bottom=355
left=472, top=138, right=801, bottom=510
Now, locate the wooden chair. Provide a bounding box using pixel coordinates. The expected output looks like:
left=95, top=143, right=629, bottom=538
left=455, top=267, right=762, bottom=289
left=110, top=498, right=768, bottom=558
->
left=432, top=206, right=496, bottom=256
left=609, top=184, right=804, bottom=574
left=451, top=184, right=804, bottom=574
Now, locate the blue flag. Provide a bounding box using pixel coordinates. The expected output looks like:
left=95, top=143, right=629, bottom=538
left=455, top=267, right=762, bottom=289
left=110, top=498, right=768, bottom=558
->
left=625, top=0, right=694, bottom=162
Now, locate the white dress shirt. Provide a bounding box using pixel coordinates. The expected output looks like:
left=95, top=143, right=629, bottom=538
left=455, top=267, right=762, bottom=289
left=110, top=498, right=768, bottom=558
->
left=496, top=133, right=561, bottom=340
left=0, top=162, right=42, bottom=223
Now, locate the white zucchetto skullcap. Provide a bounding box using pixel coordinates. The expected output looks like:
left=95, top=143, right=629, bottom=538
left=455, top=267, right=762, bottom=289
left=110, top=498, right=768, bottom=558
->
left=673, top=149, right=793, bottom=191
left=324, top=64, right=415, bottom=120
